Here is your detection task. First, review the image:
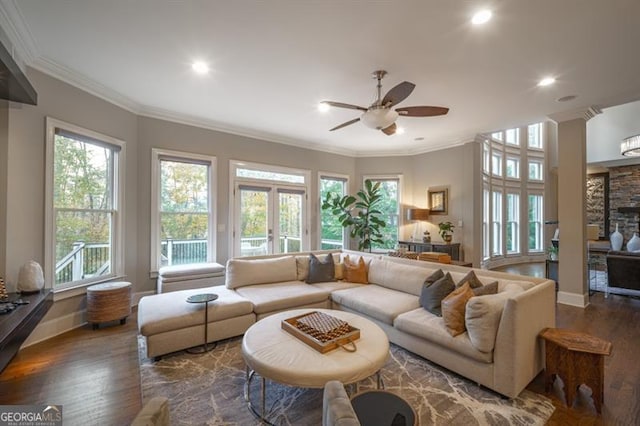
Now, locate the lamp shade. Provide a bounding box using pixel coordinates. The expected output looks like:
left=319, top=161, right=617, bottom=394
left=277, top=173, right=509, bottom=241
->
left=587, top=224, right=600, bottom=241
left=407, top=208, right=430, bottom=221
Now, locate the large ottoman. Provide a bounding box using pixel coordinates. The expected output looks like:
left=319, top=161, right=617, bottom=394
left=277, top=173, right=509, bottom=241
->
left=138, top=286, right=255, bottom=359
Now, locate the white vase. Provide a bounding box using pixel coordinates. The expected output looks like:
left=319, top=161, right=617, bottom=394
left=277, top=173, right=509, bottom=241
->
left=627, top=232, right=640, bottom=252
left=610, top=224, right=623, bottom=251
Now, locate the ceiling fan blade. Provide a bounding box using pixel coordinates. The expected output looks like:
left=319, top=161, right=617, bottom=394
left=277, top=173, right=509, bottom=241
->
left=323, top=101, right=367, bottom=111
left=396, top=106, right=449, bottom=117
left=381, top=123, right=397, bottom=135
left=330, top=117, right=360, bottom=131
left=381, top=81, right=415, bottom=107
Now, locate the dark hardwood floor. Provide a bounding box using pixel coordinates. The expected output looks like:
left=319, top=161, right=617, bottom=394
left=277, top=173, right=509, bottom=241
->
left=0, top=263, right=638, bottom=425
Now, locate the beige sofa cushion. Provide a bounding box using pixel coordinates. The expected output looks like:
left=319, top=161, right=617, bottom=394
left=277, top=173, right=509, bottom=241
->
left=235, top=281, right=330, bottom=314
left=138, top=286, right=253, bottom=336
left=394, top=307, right=493, bottom=363
left=331, top=285, right=420, bottom=325
left=368, top=259, right=436, bottom=296
left=226, top=256, right=297, bottom=289
left=465, top=286, right=525, bottom=353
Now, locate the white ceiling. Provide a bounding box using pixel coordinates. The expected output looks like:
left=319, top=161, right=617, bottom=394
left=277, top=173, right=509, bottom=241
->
left=2, top=0, right=640, bottom=156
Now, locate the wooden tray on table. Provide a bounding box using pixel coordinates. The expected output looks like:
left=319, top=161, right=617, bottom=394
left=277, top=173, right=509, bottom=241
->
left=281, top=311, right=360, bottom=353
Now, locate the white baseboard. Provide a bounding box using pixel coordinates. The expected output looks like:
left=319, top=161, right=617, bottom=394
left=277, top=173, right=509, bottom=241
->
left=557, top=291, right=590, bottom=308
left=21, top=310, right=86, bottom=348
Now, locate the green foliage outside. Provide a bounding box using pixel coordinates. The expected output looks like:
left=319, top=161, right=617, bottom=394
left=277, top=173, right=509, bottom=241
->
left=54, top=136, right=112, bottom=273
left=321, top=179, right=387, bottom=252
left=320, top=179, right=346, bottom=249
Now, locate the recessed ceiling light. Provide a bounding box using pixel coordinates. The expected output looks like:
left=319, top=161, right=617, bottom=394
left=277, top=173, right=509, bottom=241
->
left=396, top=127, right=405, bottom=135
left=471, top=10, right=492, bottom=25
left=414, top=137, right=425, bottom=141
left=538, top=77, right=556, bottom=87
left=318, top=102, right=330, bottom=112
left=191, top=61, right=210, bottom=75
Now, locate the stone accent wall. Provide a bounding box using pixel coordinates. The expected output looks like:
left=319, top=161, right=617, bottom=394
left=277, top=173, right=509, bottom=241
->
left=609, top=165, right=640, bottom=241
left=586, top=174, right=606, bottom=238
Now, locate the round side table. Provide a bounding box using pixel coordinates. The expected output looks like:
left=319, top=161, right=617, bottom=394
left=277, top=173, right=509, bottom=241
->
left=186, top=293, right=219, bottom=354
left=86, top=281, right=132, bottom=329
left=350, top=390, right=417, bottom=426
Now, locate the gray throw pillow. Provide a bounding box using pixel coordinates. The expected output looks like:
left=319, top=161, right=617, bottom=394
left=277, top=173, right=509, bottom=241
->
left=306, top=253, right=336, bottom=284
left=424, top=269, right=444, bottom=287
left=455, top=270, right=484, bottom=289
left=420, top=272, right=455, bottom=316
left=472, top=281, right=499, bottom=296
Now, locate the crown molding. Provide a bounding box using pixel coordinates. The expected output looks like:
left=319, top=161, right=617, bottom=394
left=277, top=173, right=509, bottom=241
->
left=0, top=0, right=39, bottom=66
left=548, top=105, right=602, bottom=123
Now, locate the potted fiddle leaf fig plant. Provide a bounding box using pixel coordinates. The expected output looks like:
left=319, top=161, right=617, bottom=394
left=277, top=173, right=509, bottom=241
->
left=321, top=179, right=386, bottom=252
left=438, top=221, right=455, bottom=243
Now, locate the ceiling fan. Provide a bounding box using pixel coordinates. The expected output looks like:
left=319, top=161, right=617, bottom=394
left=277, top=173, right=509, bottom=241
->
left=322, top=70, right=449, bottom=136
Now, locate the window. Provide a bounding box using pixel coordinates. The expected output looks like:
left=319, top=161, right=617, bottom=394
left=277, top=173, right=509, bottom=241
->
left=505, top=128, right=519, bottom=146
left=491, top=152, right=502, bottom=176
left=483, top=188, right=490, bottom=260
left=506, top=193, right=520, bottom=254
left=528, top=194, right=544, bottom=252
left=528, top=123, right=543, bottom=149
left=491, top=190, right=503, bottom=256
left=506, top=156, right=520, bottom=179
left=319, top=174, right=348, bottom=250
left=365, top=176, right=401, bottom=250
left=491, top=131, right=503, bottom=141
left=528, top=160, right=543, bottom=181
left=151, top=149, right=216, bottom=272
left=45, top=118, right=125, bottom=290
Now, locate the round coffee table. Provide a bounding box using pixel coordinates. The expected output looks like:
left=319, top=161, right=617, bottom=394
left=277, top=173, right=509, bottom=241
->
left=242, top=308, right=389, bottom=423
left=351, top=390, right=417, bottom=426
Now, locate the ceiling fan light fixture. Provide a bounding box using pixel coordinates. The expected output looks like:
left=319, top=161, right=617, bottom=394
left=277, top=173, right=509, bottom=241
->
left=472, top=10, right=492, bottom=25
left=317, top=102, right=330, bottom=112
left=361, top=108, right=398, bottom=130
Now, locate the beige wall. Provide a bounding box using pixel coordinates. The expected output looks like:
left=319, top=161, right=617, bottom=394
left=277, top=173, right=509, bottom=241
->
left=1, top=68, right=480, bottom=343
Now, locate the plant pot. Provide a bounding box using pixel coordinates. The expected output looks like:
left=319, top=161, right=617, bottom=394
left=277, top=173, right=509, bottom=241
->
left=443, top=235, right=452, bottom=244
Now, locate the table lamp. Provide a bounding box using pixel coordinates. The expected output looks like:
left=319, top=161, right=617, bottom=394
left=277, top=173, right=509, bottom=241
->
left=407, top=208, right=430, bottom=242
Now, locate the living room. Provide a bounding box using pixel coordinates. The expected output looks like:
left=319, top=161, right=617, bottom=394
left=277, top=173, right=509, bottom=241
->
left=0, top=2, right=639, bottom=425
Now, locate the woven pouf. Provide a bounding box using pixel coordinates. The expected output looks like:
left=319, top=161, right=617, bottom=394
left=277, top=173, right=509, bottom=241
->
left=86, top=281, right=132, bottom=329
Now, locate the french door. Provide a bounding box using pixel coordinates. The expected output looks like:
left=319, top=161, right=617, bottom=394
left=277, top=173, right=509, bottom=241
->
left=234, top=184, right=307, bottom=256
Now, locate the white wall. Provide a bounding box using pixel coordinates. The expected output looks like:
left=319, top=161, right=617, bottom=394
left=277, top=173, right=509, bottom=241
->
left=587, top=100, right=640, bottom=165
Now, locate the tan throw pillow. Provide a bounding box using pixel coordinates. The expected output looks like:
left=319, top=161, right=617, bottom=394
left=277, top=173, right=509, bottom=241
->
left=343, top=255, right=368, bottom=284
left=334, top=262, right=344, bottom=280
left=441, top=282, right=474, bottom=337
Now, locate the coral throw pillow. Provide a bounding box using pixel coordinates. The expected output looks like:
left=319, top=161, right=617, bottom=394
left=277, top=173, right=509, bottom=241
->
left=343, top=255, right=368, bottom=284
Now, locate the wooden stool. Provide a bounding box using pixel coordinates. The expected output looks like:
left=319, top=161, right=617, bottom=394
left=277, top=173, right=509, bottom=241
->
left=540, top=327, right=612, bottom=413
left=87, top=281, right=132, bottom=329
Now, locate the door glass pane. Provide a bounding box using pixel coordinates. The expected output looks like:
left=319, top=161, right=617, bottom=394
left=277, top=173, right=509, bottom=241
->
left=239, top=189, right=269, bottom=256
left=279, top=192, right=302, bottom=253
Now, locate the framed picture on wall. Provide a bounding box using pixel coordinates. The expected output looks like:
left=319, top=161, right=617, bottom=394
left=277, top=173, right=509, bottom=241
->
left=428, top=189, right=448, bottom=215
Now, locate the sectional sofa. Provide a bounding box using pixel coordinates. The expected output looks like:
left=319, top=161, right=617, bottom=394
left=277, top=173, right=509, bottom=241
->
left=138, top=249, right=555, bottom=398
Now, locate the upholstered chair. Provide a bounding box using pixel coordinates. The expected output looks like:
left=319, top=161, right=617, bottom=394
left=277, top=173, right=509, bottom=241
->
left=322, top=380, right=360, bottom=426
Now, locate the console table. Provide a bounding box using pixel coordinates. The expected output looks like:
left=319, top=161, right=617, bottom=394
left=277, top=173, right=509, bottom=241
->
left=0, top=290, right=53, bottom=373
left=397, top=241, right=460, bottom=261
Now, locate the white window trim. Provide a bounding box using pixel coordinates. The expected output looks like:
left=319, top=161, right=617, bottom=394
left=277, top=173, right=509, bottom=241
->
left=45, top=117, right=126, bottom=293
left=229, top=160, right=311, bottom=256
left=318, top=171, right=350, bottom=250
left=150, top=148, right=217, bottom=275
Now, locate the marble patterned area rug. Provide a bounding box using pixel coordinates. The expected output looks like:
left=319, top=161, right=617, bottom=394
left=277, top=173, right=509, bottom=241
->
left=139, top=336, right=554, bottom=425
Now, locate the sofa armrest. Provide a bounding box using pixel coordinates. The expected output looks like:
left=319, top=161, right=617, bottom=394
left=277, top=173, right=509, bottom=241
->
left=130, top=397, right=170, bottom=426
left=492, top=280, right=555, bottom=398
